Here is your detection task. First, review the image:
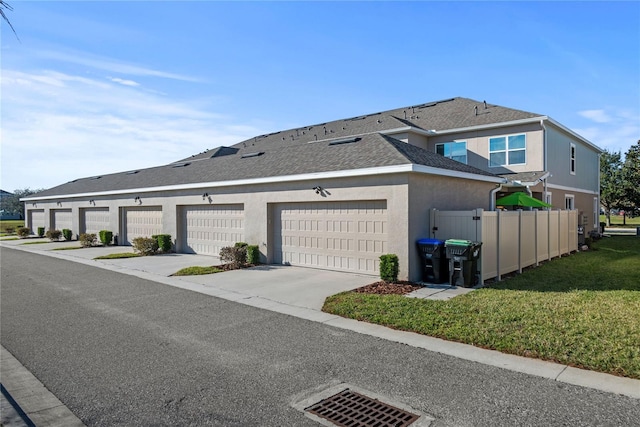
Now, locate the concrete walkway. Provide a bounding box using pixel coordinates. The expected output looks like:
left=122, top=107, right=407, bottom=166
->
left=1, top=238, right=638, bottom=425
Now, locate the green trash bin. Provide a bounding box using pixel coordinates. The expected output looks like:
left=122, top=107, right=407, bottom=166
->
left=445, top=239, right=482, bottom=287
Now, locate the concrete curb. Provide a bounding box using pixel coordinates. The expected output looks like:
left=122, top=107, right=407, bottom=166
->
left=2, top=242, right=639, bottom=402
left=1, top=345, right=85, bottom=427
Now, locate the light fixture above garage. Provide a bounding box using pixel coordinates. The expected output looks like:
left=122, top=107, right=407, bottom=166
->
left=89, top=199, right=95, bottom=205
left=134, top=196, right=141, bottom=204
left=313, top=186, right=322, bottom=194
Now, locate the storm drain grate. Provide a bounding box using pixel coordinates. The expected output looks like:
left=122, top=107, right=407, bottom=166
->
left=305, top=389, right=419, bottom=427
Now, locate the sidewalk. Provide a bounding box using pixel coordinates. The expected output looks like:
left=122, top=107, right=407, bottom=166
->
left=1, top=238, right=638, bottom=426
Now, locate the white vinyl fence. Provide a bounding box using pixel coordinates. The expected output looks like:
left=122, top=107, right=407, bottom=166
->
left=428, top=208, right=578, bottom=282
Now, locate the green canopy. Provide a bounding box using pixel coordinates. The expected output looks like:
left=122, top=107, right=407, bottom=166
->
left=496, top=191, right=552, bottom=208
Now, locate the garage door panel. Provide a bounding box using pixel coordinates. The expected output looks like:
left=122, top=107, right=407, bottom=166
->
left=29, top=210, right=45, bottom=234
left=124, top=207, right=163, bottom=244
left=274, top=200, right=387, bottom=274
left=183, top=204, right=244, bottom=256
left=81, top=208, right=110, bottom=235
left=52, top=209, right=72, bottom=232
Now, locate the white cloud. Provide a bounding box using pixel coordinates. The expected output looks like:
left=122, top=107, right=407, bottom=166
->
left=0, top=69, right=266, bottom=191
left=110, top=77, right=140, bottom=87
left=573, top=107, right=639, bottom=155
left=578, top=109, right=613, bottom=123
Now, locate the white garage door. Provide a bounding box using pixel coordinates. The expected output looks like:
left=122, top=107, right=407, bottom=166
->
left=183, top=204, right=244, bottom=256
left=273, top=200, right=388, bottom=274
left=123, top=206, right=163, bottom=245
left=51, top=209, right=72, bottom=232
left=81, top=208, right=110, bottom=235
left=29, top=209, right=45, bottom=234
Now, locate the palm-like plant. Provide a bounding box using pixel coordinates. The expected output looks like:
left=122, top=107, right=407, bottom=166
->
left=1, top=0, right=18, bottom=39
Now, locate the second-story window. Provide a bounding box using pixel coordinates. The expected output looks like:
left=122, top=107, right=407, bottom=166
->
left=489, top=134, right=526, bottom=167
left=570, top=143, right=576, bottom=175
left=436, top=141, right=467, bottom=164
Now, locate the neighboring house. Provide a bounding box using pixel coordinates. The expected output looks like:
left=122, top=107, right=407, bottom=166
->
left=22, top=97, right=601, bottom=281
left=0, top=190, right=23, bottom=220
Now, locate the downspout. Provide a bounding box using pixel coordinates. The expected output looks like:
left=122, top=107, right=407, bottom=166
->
left=541, top=119, right=548, bottom=205
left=490, top=183, right=503, bottom=211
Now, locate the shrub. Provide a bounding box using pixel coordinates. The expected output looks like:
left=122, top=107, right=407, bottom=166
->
left=62, top=229, right=73, bottom=241
left=37, top=227, right=45, bottom=237
left=132, top=237, right=159, bottom=256
left=246, top=245, right=260, bottom=264
left=220, top=245, right=247, bottom=269
left=234, top=242, right=248, bottom=248
left=99, top=230, right=113, bottom=246
left=17, top=227, right=30, bottom=238
left=79, top=233, right=97, bottom=247
left=379, top=254, right=399, bottom=283
left=152, top=234, right=172, bottom=252
left=5, top=226, right=15, bottom=234
left=45, top=229, right=62, bottom=241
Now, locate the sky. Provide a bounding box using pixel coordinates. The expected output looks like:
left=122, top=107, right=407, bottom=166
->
left=1, top=1, right=639, bottom=192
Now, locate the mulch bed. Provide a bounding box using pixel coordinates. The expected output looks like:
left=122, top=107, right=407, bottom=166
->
left=353, top=281, right=423, bottom=295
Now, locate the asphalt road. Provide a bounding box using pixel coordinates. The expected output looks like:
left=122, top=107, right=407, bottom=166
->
left=1, top=247, right=639, bottom=426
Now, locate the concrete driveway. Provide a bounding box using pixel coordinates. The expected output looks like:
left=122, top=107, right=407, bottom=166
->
left=0, top=238, right=375, bottom=311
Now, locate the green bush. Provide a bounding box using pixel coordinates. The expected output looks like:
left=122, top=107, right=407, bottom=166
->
left=152, top=234, right=172, bottom=252
left=4, top=226, right=15, bottom=234
left=379, top=254, right=399, bottom=282
left=99, top=230, right=113, bottom=246
left=220, top=245, right=247, bottom=269
left=246, top=245, right=260, bottom=264
left=37, top=227, right=45, bottom=237
left=79, top=233, right=97, bottom=247
left=132, top=237, right=159, bottom=256
left=17, top=227, right=30, bottom=238
left=45, top=229, right=62, bottom=241
left=62, top=229, right=73, bottom=241
left=234, top=242, right=248, bottom=248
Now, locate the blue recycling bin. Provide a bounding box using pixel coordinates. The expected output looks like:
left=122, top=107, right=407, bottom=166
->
left=416, top=238, right=448, bottom=283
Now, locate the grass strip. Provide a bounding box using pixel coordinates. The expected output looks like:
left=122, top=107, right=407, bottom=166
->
left=93, top=252, right=140, bottom=259
left=52, top=246, right=83, bottom=251
left=171, top=266, right=223, bottom=276
left=323, top=236, right=640, bottom=379
left=20, top=241, right=53, bottom=245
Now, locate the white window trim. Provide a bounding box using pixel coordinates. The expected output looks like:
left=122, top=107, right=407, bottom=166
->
left=570, top=142, right=576, bottom=175
left=545, top=191, right=552, bottom=206
left=593, top=197, right=599, bottom=228
left=488, top=133, right=527, bottom=167
left=435, top=140, right=468, bottom=164
left=565, top=194, right=575, bottom=210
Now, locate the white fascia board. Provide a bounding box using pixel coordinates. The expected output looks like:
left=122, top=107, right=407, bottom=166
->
left=546, top=183, right=598, bottom=195
left=426, top=117, right=547, bottom=136
left=21, top=164, right=504, bottom=201
left=379, top=127, right=437, bottom=137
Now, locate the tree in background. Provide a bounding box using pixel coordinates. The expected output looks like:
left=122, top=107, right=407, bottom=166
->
left=0, top=188, right=45, bottom=219
left=621, top=140, right=640, bottom=218
left=599, top=150, right=624, bottom=226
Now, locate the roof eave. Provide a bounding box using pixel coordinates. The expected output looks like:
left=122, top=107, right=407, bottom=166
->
left=21, top=164, right=505, bottom=201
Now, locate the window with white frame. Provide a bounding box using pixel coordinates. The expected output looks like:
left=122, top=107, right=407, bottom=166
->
left=565, top=195, right=575, bottom=210
left=570, top=143, right=576, bottom=175
left=436, top=141, right=467, bottom=164
left=489, top=134, right=526, bottom=167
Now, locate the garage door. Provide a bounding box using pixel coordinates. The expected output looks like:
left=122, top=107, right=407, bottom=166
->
left=80, top=208, right=110, bottom=235
left=273, top=201, right=388, bottom=274
left=183, top=204, right=244, bottom=255
left=51, top=209, right=72, bottom=232
left=123, top=206, right=163, bottom=245
left=28, top=209, right=45, bottom=234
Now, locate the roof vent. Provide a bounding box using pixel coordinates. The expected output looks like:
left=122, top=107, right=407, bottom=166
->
left=172, top=162, right=191, bottom=168
left=210, top=146, right=239, bottom=158
left=329, top=137, right=361, bottom=146
left=241, top=151, right=265, bottom=159
left=90, top=176, right=102, bottom=180
left=126, top=170, right=139, bottom=175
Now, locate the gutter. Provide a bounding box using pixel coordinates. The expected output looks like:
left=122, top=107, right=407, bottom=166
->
left=541, top=120, right=549, bottom=204
left=21, top=164, right=506, bottom=202
left=490, top=183, right=504, bottom=211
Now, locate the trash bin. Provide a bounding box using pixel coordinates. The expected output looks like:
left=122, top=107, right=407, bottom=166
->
left=416, top=238, right=448, bottom=283
left=445, top=239, right=482, bottom=287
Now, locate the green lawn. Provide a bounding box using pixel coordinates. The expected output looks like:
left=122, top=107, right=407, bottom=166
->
left=601, top=214, right=640, bottom=227
left=171, top=266, right=223, bottom=276
left=93, top=252, right=140, bottom=259
left=0, top=219, right=24, bottom=235
left=323, top=236, right=640, bottom=379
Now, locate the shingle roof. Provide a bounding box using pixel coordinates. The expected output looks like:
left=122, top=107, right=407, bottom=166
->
left=33, top=97, right=535, bottom=198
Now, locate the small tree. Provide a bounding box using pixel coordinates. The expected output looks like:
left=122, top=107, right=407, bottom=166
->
left=219, top=245, right=247, bottom=269
left=600, top=150, right=624, bottom=226
left=79, top=233, right=97, bottom=247
left=16, top=227, right=30, bottom=238
left=45, top=229, right=62, bottom=241
left=132, top=237, right=158, bottom=256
